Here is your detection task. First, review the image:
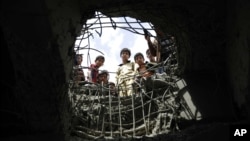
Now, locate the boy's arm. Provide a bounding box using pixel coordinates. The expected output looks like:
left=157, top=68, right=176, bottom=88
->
left=145, top=36, right=157, bottom=56
left=115, top=67, right=120, bottom=85
left=87, top=64, right=96, bottom=82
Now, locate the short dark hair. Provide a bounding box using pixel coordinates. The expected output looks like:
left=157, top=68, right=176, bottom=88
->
left=109, top=82, right=115, bottom=86
left=134, top=52, right=144, bottom=61
left=120, top=48, right=131, bottom=57
left=95, top=55, right=105, bottom=62
left=97, top=70, right=109, bottom=80
left=98, top=70, right=109, bottom=76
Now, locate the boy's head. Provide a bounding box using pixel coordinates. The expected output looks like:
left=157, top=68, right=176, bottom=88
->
left=109, top=82, right=115, bottom=86
left=120, top=48, right=131, bottom=57
left=95, top=55, right=105, bottom=67
left=74, top=54, right=83, bottom=65
left=134, top=52, right=145, bottom=65
left=120, top=48, right=131, bottom=62
left=97, top=70, right=109, bottom=84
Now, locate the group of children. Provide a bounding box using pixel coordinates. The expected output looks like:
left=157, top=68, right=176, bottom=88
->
left=72, top=27, right=177, bottom=97
left=72, top=47, right=158, bottom=97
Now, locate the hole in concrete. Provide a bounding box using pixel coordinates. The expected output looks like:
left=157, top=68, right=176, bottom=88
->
left=68, top=11, right=201, bottom=140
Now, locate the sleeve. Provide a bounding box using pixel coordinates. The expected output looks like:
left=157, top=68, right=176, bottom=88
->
left=133, top=62, right=139, bottom=72
left=134, top=63, right=140, bottom=78
left=131, top=62, right=138, bottom=79
left=115, top=66, right=121, bottom=85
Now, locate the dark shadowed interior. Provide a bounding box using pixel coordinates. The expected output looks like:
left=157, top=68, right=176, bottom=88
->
left=1, top=0, right=249, bottom=140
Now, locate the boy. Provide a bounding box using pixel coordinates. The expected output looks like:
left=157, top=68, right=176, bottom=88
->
left=116, top=48, right=137, bottom=97
left=134, top=52, right=153, bottom=78
left=73, top=54, right=85, bottom=86
left=144, top=26, right=175, bottom=63
left=87, top=55, right=105, bottom=83
left=134, top=52, right=154, bottom=95
left=97, top=70, right=109, bottom=85
left=97, top=70, right=117, bottom=96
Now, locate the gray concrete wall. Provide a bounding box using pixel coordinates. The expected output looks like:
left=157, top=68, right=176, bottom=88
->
left=1, top=0, right=249, bottom=140
left=226, top=0, right=250, bottom=120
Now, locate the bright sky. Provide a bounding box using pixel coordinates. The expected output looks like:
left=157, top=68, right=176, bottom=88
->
left=74, top=12, right=156, bottom=83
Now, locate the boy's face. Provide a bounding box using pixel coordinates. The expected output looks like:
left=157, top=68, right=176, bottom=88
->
left=135, top=55, right=144, bottom=65
left=121, top=51, right=130, bottom=61
left=98, top=73, right=108, bottom=83
left=95, top=59, right=104, bottom=67
left=76, top=56, right=82, bottom=65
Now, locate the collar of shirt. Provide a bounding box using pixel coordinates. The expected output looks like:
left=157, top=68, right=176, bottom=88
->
left=118, top=60, right=131, bottom=66
left=90, top=64, right=99, bottom=69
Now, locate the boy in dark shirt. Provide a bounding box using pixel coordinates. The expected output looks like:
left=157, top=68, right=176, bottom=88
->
left=87, top=55, right=105, bottom=83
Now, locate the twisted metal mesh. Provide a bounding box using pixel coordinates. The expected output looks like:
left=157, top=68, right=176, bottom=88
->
left=68, top=11, right=195, bottom=140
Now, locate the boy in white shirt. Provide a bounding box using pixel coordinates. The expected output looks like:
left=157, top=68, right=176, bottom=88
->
left=116, top=48, right=137, bottom=97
